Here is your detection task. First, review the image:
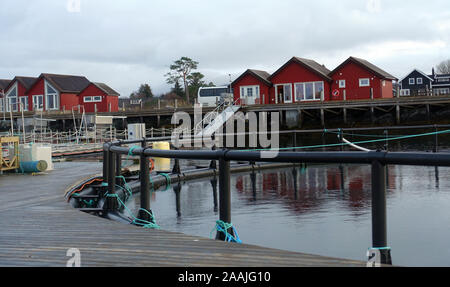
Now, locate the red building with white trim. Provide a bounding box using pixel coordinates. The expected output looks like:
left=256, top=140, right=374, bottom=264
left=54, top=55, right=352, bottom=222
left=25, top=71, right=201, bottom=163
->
left=0, top=73, right=120, bottom=113
left=231, top=56, right=396, bottom=105
left=79, top=82, right=120, bottom=113
left=3, top=76, right=37, bottom=112
left=268, top=57, right=332, bottom=104
left=328, top=57, right=397, bottom=101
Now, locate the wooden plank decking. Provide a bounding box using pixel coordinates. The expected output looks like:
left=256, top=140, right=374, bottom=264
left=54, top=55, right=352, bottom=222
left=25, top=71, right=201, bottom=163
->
left=0, top=161, right=367, bottom=267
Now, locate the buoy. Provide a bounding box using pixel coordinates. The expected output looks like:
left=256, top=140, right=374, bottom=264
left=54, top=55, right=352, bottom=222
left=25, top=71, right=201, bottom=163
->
left=152, top=141, right=171, bottom=172
left=20, top=160, right=48, bottom=173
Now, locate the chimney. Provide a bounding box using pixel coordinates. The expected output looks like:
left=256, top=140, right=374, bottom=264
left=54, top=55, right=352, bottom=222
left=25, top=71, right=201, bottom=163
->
left=432, top=67, right=435, bottom=77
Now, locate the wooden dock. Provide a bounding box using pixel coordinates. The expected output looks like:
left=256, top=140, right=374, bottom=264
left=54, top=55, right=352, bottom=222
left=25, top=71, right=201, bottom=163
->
left=0, top=162, right=367, bottom=267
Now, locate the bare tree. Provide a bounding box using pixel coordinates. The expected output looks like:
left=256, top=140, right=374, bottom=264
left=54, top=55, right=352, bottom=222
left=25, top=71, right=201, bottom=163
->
left=436, top=59, right=450, bottom=74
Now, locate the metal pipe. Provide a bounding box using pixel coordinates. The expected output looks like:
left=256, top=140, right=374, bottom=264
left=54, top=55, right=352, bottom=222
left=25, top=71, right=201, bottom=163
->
left=138, top=139, right=151, bottom=221
left=371, top=160, right=392, bottom=265
left=108, top=144, right=450, bottom=167
left=107, top=147, right=115, bottom=195
left=216, top=157, right=232, bottom=241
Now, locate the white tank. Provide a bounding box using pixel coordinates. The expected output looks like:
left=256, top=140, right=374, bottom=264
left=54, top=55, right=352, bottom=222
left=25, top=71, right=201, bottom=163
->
left=19, top=143, right=54, bottom=171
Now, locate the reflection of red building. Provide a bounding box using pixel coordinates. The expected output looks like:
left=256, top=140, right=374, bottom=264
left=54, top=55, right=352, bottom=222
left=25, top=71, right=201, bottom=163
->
left=235, top=165, right=397, bottom=215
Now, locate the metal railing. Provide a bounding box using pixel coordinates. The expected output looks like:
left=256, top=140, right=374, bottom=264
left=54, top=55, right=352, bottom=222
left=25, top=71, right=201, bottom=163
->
left=102, top=137, right=450, bottom=265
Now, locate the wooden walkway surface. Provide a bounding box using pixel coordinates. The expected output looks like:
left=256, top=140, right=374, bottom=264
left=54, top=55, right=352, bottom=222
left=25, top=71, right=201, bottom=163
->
left=0, top=162, right=366, bottom=267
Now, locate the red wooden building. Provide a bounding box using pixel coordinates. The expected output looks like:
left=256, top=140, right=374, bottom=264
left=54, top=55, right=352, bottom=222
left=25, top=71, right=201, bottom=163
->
left=27, top=73, right=91, bottom=112
left=328, top=57, right=397, bottom=101
left=0, top=73, right=120, bottom=113
left=78, top=82, right=120, bottom=113
left=231, top=69, right=272, bottom=105
left=268, top=57, right=332, bottom=104
left=0, top=79, right=12, bottom=112
left=232, top=56, right=396, bottom=105
left=3, top=76, right=37, bottom=112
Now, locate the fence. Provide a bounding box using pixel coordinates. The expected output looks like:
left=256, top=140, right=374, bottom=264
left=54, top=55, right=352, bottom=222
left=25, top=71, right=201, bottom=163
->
left=102, top=137, right=450, bottom=265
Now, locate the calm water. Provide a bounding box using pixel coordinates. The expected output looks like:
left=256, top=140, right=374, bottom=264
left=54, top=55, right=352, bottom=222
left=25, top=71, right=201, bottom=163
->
left=129, top=164, right=450, bottom=267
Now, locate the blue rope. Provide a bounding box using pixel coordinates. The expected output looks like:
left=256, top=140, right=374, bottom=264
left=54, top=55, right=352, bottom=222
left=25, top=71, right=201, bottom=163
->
left=211, top=220, right=242, bottom=243
left=159, top=173, right=172, bottom=191
left=106, top=193, right=160, bottom=229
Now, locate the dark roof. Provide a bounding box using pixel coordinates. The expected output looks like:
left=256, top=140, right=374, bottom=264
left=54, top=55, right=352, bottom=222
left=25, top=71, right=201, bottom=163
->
left=330, top=57, right=397, bottom=80
left=92, top=82, right=120, bottom=96
left=37, top=73, right=91, bottom=93
left=268, top=57, right=332, bottom=81
left=231, top=69, right=272, bottom=86
left=4, top=76, right=38, bottom=92
left=0, top=79, right=11, bottom=91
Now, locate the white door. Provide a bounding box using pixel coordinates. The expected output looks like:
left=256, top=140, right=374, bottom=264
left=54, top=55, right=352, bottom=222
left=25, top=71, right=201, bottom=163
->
left=33, top=95, right=44, bottom=111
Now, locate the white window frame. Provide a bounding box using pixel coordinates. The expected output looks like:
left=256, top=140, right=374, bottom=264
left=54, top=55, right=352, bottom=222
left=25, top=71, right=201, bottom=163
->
left=84, top=96, right=93, bottom=103
left=294, top=81, right=324, bottom=101
left=5, top=83, right=18, bottom=112
left=400, top=89, right=410, bottom=96
left=33, top=95, right=44, bottom=111
left=45, top=81, right=59, bottom=110
left=93, top=96, right=102, bottom=102
left=417, top=78, right=423, bottom=85
left=359, top=78, right=370, bottom=87
left=339, top=80, right=346, bottom=88
left=409, top=78, right=415, bottom=85
left=240, top=85, right=260, bottom=104
left=19, top=96, right=29, bottom=111
left=274, top=83, right=292, bottom=103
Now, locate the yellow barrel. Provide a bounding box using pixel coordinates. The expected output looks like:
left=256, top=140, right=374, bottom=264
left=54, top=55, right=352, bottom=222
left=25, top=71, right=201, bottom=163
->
left=152, top=141, right=171, bottom=172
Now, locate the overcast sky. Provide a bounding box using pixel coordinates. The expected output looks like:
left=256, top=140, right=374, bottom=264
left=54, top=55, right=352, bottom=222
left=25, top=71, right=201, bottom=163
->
left=1, top=0, right=449, bottom=97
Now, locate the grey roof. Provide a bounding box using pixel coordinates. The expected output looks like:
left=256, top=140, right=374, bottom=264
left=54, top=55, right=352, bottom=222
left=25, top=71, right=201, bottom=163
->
left=269, top=57, right=332, bottom=81
left=39, top=73, right=91, bottom=93
left=231, top=69, right=272, bottom=86
left=0, top=79, right=11, bottom=91
left=15, top=76, right=38, bottom=90
left=92, top=82, right=120, bottom=96
left=330, top=57, right=397, bottom=80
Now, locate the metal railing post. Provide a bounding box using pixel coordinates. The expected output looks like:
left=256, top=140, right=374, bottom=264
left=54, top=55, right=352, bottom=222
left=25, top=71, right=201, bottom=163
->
left=138, top=138, right=151, bottom=221
left=107, top=147, right=115, bottom=195
left=371, top=159, right=392, bottom=265
left=115, top=152, right=122, bottom=185
left=103, top=148, right=109, bottom=183
left=216, top=156, right=232, bottom=241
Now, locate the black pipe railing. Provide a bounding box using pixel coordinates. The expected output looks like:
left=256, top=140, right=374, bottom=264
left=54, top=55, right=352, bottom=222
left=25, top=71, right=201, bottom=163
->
left=102, top=137, right=450, bottom=265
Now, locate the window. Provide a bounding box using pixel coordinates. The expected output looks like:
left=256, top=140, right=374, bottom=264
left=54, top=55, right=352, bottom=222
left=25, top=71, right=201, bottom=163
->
left=19, top=96, right=28, bottom=111
left=382, top=80, right=386, bottom=87
left=437, top=78, right=450, bottom=82
left=93, top=96, right=102, bottom=102
left=33, top=95, right=43, bottom=111
left=0, top=97, right=3, bottom=112
left=295, top=83, right=305, bottom=101
left=409, top=78, right=415, bottom=85
left=84, top=96, right=92, bottom=102
left=359, top=78, right=370, bottom=87
left=417, top=78, right=423, bottom=85
left=400, top=89, right=410, bottom=96
left=6, top=85, right=18, bottom=112
left=295, top=81, right=324, bottom=101
left=339, top=80, right=346, bottom=88
left=247, top=87, right=253, bottom=97
left=45, top=81, right=59, bottom=110
left=240, top=86, right=260, bottom=98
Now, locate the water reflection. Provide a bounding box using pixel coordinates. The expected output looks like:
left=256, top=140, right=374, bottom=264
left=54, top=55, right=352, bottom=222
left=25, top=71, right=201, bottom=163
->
left=139, top=164, right=450, bottom=266
left=234, top=164, right=397, bottom=215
